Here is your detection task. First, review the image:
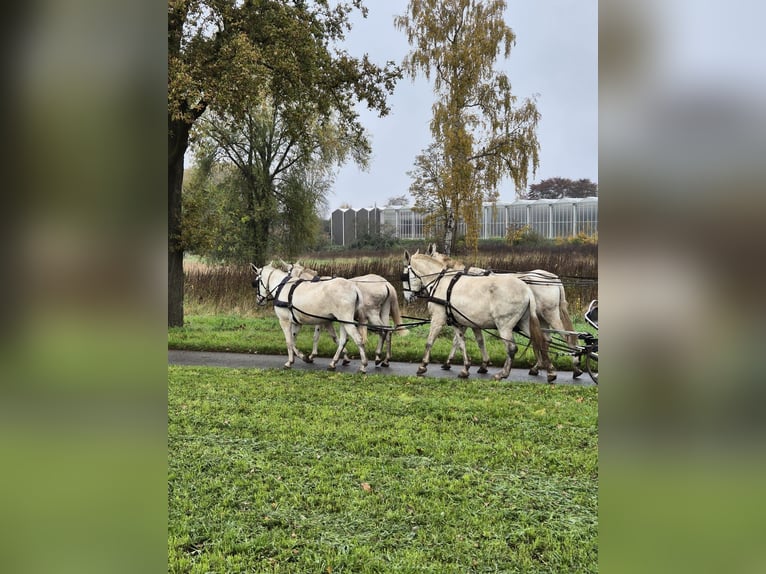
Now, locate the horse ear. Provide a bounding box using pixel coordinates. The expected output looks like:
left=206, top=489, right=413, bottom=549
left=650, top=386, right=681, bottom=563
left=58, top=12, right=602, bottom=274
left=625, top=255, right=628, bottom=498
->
left=250, top=263, right=258, bottom=272
left=404, top=250, right=411, bottom=263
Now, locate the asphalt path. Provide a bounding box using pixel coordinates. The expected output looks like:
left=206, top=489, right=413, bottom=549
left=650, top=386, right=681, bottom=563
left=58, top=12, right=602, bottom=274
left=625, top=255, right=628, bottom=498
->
left=168, top=349, right=595, bottom=386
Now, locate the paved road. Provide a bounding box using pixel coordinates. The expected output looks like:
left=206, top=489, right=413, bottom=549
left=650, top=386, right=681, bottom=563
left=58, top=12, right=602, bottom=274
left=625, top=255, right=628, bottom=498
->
left=168, top=350, right=595, bottom=386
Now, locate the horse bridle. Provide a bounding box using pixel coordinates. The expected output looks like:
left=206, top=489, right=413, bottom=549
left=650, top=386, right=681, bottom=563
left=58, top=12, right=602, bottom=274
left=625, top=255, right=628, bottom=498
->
left=254, top=267, right=288, bottom=306
left=402, top=264, right=446, bottom=299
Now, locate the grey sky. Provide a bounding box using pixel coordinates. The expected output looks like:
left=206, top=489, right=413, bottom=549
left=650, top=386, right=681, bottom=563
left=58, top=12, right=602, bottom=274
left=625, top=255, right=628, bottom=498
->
left=330, top=0, right=598, bottom=212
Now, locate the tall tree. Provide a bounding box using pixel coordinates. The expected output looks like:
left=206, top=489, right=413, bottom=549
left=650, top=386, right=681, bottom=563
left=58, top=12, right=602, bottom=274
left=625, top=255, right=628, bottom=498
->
left=523, top=177, right=598, bottom=199
left=168, top=0, right=400, bottom=326
left=396, top=0, right=540, bottom=254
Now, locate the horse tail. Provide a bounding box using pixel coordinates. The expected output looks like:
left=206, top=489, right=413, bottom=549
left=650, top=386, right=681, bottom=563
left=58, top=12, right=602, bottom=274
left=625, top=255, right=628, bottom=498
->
left=388, top=283, right=409, bottom=336
left=354, top=287, right=368, bottom=345
left=556, top=282, right=578, bottom=348
left=526, top=290, right=547, bottom=358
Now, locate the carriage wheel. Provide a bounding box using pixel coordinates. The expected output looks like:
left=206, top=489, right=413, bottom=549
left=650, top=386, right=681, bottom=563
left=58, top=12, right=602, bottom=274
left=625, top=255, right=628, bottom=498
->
left=584, top=350, right=598, bottom=384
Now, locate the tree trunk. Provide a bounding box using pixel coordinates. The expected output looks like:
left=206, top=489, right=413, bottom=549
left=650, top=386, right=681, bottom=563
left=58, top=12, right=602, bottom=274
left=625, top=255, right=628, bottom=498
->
left=168, top=116, right=191, bottom=327
left=442, top=210, right=455, bottom=256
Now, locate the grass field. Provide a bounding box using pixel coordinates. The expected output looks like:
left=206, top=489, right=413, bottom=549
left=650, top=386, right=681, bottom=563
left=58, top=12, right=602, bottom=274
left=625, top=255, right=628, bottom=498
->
left=168, top=367, right=598, bottom=572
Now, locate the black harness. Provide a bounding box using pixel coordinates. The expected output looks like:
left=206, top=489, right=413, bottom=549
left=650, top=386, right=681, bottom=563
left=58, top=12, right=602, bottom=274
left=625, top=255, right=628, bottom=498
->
left=273, top=278, right=307, bottom=324
left=424, top=271, right=464, bottom=326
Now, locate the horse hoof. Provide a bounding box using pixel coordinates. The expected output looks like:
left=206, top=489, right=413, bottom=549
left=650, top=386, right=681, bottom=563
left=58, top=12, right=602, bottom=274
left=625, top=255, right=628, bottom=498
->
left=374, top=358, right=382, bottom=366
left=303, top=357, right=313, bottom=364
left=381, top=361, right=389, bottom=368
left=493, top=373, right=504, bottom=381
left=458, top=371, right=469, bottom=379
left=342, top=359, right=351, bottom=366
left=528, top=368, right=539, bottom=376
left=283, top=364, right=292, bottom=369
left=327, top=364, right=336, bottom=371
left=547, top=374, right=557, bottom=383
left=572, top=367, right=583, bottom=378
left=416, top=366, right=427, bottom=376
left=441, top=363, right=452, bottom=370
left=477, top=366, right=488, bottom=374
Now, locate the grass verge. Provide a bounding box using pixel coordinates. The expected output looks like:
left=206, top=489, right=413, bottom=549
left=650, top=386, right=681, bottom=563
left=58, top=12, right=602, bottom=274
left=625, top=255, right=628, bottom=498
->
left=168, top=366, right=598, bottom=572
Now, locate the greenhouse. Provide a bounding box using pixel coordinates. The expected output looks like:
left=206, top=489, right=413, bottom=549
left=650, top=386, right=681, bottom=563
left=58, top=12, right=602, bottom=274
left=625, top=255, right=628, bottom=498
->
left=330, top=197, right=597, bottom=246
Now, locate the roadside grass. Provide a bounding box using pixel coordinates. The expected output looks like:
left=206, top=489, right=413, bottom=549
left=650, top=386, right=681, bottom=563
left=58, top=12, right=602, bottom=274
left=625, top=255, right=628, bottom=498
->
left=168, top=312, right=597, bottom=373
left=168, top=367, right=598, bottom=572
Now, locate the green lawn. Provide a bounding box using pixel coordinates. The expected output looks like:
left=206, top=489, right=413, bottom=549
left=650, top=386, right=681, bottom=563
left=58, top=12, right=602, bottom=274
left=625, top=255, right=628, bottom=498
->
left=168, top=366, right=598, bottom=572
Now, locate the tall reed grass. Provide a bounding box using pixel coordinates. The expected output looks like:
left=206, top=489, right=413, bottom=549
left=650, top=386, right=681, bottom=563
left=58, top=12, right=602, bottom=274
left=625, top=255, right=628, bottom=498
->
left=184, top=244, right=597, bottom=318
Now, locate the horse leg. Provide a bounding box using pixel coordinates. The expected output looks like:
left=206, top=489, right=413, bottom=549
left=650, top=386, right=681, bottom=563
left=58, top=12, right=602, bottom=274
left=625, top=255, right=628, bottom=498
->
left=417, top=315, right=445, bottom=376
left=338, top=323, right=352, bottom=365
left=278, top=319, right=296, bottom=368
left=373, top=328, right=385, bottom=366
left=374, top=330, right=390, bottom=367
left=455, top=327, right=472, bottom=379
left=306, top=325, right=321, bottom=363
left=528, top=338, right=543, bottom=377
left=442, top=331, right=459, bottom=370
left=289, top=323, right=309, bottom=364
left=345, top=324, right=369, bottom=374
left=381, top=330, right=391, bottom=367
left=327, top=324, right=347, bottom=371
left=530, top=319, right=556, bottom=383
left=473, top=328, right=490, bottom=374
left=532, top=308, right=561, bottom=383
left=494, top=327, right=518, bottom=381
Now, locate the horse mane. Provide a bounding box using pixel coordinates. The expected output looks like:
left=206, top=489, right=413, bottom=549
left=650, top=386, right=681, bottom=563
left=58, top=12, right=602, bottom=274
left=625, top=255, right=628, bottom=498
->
left=271, top=260, right=290, bottom=272
left=427, top=251, right=462, bottom=269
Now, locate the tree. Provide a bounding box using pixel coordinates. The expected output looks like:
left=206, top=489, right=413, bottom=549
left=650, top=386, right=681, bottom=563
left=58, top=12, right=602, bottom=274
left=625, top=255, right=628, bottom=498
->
left=523, top=177, right=598, bottom=199
left=190, top=97, right=357, bottom=264
left=384, top=194, right=410, bottom=207
left=395, top=0, right=540, bottom=255
left=407, top=141, right=450, bottom=241
left=168, top=0, right=400, bottom=326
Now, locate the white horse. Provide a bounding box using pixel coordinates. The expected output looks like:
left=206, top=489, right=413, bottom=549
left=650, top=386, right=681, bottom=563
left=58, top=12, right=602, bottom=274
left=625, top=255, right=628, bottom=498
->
left=424, top=244, right=582, bottom=378
left=403, top=250, right=555, bottom=382
left=286, top=261, right=408, bottom=367
left=251, top=262, right=368, bottom=372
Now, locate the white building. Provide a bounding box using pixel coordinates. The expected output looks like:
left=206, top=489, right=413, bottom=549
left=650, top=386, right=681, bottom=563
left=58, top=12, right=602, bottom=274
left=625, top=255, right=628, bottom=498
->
left=330, top=197, right=598, bottom=246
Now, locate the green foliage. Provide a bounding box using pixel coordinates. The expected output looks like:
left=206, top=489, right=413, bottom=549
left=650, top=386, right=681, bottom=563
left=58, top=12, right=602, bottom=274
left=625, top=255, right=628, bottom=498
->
left=506, top=225, right=549, bottom=247
left=348, top=229, right=400, bottom=250
left=523, top=177, right=598, bottom=200
left=169, top=0, right=403, bottom=322
left=556, top=231, right=598, bottom=247
left=169, top=366, right=598, bottom=572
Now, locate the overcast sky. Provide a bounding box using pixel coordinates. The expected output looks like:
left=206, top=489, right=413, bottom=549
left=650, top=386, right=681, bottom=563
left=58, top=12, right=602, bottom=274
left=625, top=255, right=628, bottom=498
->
left=329, top=0, right=598, bottom=212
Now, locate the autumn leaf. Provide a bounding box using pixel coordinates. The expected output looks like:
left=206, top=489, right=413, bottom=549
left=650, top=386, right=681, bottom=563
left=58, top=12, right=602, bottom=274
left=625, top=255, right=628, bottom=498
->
left=361, top=482, right=372, bottom=492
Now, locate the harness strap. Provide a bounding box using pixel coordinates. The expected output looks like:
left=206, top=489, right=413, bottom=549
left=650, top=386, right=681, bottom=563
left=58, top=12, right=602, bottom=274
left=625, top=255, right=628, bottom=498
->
left=274, top=278, right=305, bottom=324
left=444, top=272, right=463, bottom=326
left=427, top=271, right=464, bottom=326
left=271, top=274, right=291, bottom=303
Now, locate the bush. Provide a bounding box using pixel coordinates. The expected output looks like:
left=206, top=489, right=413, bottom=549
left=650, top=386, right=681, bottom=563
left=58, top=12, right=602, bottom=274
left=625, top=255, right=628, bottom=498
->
left=505, top=225, right=550, bottom=247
